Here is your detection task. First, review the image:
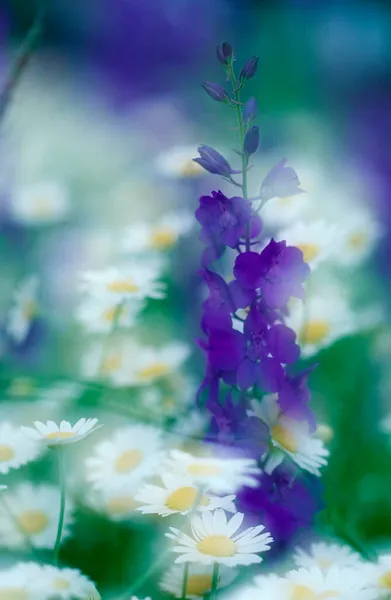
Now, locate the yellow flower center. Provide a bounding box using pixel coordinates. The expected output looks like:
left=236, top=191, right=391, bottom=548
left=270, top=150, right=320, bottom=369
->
left=115, top=449, right=143, bottom=474
left=187, top=463, right=221, bottom=477
left=106, top=279, right=140, bottom=294
left=291, top=585, right=339, bottom=600
left=106, top=496, right=138, bottom=514
left=297, top=243, right=319, bottom=263
left=101, top=352, right=122, bottom=374
left=53, top=578, right=71, bottom=591
left=379, top=570, right=391, bottom=588
left=301, top=320, right=330, bottom=345
left=150, top=228, right=177, bottom=249
left=348, top=231, right=367, bottom=250
left=165, top=486, right=209, bottom=512
left=315, top=424, right=334, bottom=443
left=33, top=196, right=54, bottom=217
left=278, top=196, right=294, bottom=207
left=179, top=160, right=203, bottom=177
left=197, top=535, right=236, bottom=558
left=0, top=589, right=28, bottom=600
left=137, top=362, right=170, bottom=381
left=186, top=574, right=213, bottom=596
left=7, top=378, right=35, bottom=396
left=46, top=431, right=76, bottom=441
left=0, top=445, right=15, bottom=462
left=102, top=305, right=126, bottom=322
left=22, top=300, right=37, bottom=321
left=271, top=424, right=298, bottom=453
left=17, top=510, right=49, bottom=534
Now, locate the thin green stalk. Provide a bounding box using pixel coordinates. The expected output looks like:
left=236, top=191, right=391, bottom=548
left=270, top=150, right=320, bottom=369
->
left=181, top=563, right=190, bottom=600
left=53, top=449, right=66, bottom=565
left=210, top=563, right=220, bottom=599
left=98, top=299, right=125, bottom=377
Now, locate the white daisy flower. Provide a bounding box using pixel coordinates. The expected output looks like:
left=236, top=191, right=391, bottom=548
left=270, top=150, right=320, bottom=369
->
left=164, top=450, right=261, bottom=494
left=249, top=395, right=329, bottom=476
left=29, top=564, right=101, bottom=599
left=362, top=554, right=391, bottom=598
left=0, top=422, right=42, bottom=474
left=21, top=418, right=100, bottom=447
left=285, top=290, right=357, bottom=357
left=37, top=381, right=84, bottom=405
left=293, top=542, right=364, bottom=571
left=0, top=563, right=42, bottom=600
left=155, top=145, right=204, bottom=178
left=230, top=575, right=286, bottom=600
left=276, top=221, right=339, bottom=269
left=83, top=340, right=190, bottom=387
left=166, top=509, right=273, bottom=566
left=7, top=275, right=39, bottom=344
left=78, top=261, right=166, bottom=303
left=75, top=297, right=145, bottom=333
left=0, top=483, right=73, bottom=549
left=160, top=564, right=236, bottom=598
left=87, top=487, right=142, bottom=522
left=284, top=565, right=376, bottom=600
left=261, top=188, right=311, bottom=228
left=135, top=472, right=236, bottom=517
left=315, top=423, right=334, bottom=443
left=333, top=210, right=383, bottom=267
left=121, top=213, right=193, bottom=254
left=85, top=425, right=163, bottom=491
left=0, top=485, right=7, bottom=491
left=10, top=181, right=70, bottom=226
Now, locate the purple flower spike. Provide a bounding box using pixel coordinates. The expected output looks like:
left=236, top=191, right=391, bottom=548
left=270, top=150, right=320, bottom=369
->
left=216, top=41, right=233, bottom=65
left=244, top=125, right=260, bottom=156
left=260, top=159, right=304, bottom=202
left=202, top=81, right=230, bottom=103
left=193, top=145, right=232, bottom=176
left=239, top=56, right=259, bottom=80
left=243, top=97, right=257, bottom=123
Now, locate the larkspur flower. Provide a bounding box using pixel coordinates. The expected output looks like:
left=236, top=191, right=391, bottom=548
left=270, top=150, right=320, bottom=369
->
left=9, top=181, right=70, bottom=226
left=249, top=395, right=329, bottom=476
left=0, top=483, right=73, bottom=549
left=216, top=41, right=233, bottom=65
left=135, top=472, right=236, bottom=517
left=202, top=82, right=230, bottom=103
left=7, top=274, right=39, bottom=344
left=193, top=146, right=233, bottom=178
left=166, top=509, right=273, bottom=566
left=0, top=422, right=42, bottom=474
left=21, top=418, right=100, bottom=447
left=259, top=159, right=304, bottom=203
left=85, top=424, right=163, bottom=491
left=239, top=56, right=259, bottom=81
left=160, top=564, right=236, bottom=598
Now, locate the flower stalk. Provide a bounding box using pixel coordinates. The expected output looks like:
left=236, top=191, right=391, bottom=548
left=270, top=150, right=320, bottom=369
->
left=53, top=448, right=66, bottom=565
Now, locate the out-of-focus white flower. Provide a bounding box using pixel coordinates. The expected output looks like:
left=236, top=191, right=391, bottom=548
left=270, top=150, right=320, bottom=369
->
left=0, top=485, right=7, bottom=492
left=9, top=181, right=70, bottom=226
left=164, top=450, right=261, bottom=494
left=160, top=564, right=236, bottom=598
left=82, top=340, right=190, bottom=387
left=85, top=425, right=164, bottom=491
left=333, top=210, right=383, bottom=267
left=293, top=541, right=364, bottom=571
left=166, top=509, right=273, bottom=566
left=284, top=565, right=376, bottom=600
left=0, top=562, right=42, bottom=599
left=86, top=487, right=142, bottom=522
left=0, top=422, right=42, bottom=474
left=0, top=483, right=73, bottom=549
left=21, top=418, right=100, bottom=447
left=249, top=395, right=329, bottom=476
left=75, top=297, right=145, bottom=333
left=155, top=145, right=204, bottom=178
left=362, top=554, right=391, bottom=598
left=6, top=275, right=39, bottom=344
left=276, top=221, right=339, bottom=269
left=121, top=213, right=193, bottom=254
left=135, top=472, right=236, bottom=517
left=18, top=562, right=101, bottom=599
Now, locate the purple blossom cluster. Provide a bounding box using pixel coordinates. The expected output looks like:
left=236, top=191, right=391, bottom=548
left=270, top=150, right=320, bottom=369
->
left=194, top=43, right=322, bottom=545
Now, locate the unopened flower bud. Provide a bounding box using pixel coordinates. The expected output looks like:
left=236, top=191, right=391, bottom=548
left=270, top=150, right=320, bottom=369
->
left=193, top=145, right=232, bottom=176
left=244, top=125, right=259, bottom=156
left=202, top=82, right=230, bottom=103
left=216, top=41, right=233, bottom=65
left=243, top=97, right=257, bottom=124
left=239, top=56, right=259, bottom=81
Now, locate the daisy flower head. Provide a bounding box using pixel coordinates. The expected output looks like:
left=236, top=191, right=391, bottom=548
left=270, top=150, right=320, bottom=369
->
left=333, top=209, right=383, bottom=267
left=83, top=340, right=190, bottom=387
left=160, top=564, right=236, bottom=598
left=249, top=395, right=329, bottom=476
left=31, top=564, right=100, bottom=599
left=121, top=212, right=193, bottom=254
left=85, top=424, right=164, bottom=491
left=10, top=181, right=70, bottom=226
left=21, top=418, right=100, bottom=447
left=7, top=274, right=39, bottom=344
left=276, top=221, right=340, bottom=269
left=0, top=422, right=42, bottom=474
left=0, top=562, right=42, bottom=600
left=75, top=296, right=145, bottom=333
left=87, top=486, right=142, bottom=522
left=284, top=565, right=376, bottom=600
left=164, top=449, right=261, bottom=494
left=166, top=509, right=273, bottom=566
left=293, top=541, right=364, bottom=572
left=135, top=472, right=236, bottom=517
left=0, top=483, right=73, bottom=549
left=155, top=145, right=204, bottom=178
left=78, top=260, right=166, bottom=303
left=362, top=553, right=391, bottom=598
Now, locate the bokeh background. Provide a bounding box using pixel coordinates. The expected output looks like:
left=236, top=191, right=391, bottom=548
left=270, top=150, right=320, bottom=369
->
left=1, top=0, right=391, bottom=598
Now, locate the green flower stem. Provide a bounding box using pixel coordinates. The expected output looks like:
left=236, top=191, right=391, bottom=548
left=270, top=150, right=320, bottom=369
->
left=210, top=563, right=220, bottom=599
left=181, top=563, right=190, bottom=600
left=98, top=299, right=125, bottom=377
left=53, top=448, right=66, bottom=565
